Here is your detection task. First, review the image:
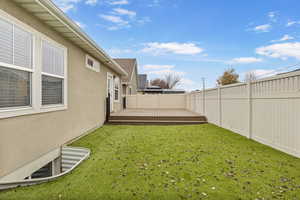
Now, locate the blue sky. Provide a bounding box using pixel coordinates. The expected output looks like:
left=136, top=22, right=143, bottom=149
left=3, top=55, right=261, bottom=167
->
left=54, top=0, right=300, bottom=90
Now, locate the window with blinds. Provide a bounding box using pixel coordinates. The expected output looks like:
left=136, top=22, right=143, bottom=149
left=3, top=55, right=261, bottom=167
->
left=42, top=40, right=65, bottom=105
left=42, top=75, right=63, bottom=105
left=0, top=11, right=68, bottom=118
left=0, top=67, right=30, bottom=108
left=0, top=17, right=33, bottom=109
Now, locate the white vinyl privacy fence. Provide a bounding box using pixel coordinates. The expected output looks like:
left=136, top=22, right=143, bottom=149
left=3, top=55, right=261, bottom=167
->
left=186, top=71, right=300, bottom=158
left=126, top=94, right=186, bottom=109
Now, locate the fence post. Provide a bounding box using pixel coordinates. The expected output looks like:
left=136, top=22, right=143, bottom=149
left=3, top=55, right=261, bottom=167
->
left=218, top=86, right=222, bottom=126
left=247, top=81, right=252, bottom=139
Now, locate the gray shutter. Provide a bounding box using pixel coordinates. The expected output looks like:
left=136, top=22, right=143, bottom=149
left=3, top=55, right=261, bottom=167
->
left=13, top=26, right=33, bottom=69
left=0, top=18, right=13, bottom=65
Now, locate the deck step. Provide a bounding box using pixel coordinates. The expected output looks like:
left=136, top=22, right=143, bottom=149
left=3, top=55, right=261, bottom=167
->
left=109, top=116, right=206, bottom=121
left=107, top=120, right=207, bottom=125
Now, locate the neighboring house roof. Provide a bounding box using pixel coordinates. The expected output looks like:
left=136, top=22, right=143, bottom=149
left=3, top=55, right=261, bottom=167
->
left=12, top=0, right=127, bottom=76
left=114, top=58, right=137, bottom=83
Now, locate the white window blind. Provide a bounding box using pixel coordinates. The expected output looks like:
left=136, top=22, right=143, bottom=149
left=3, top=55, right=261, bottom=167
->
left=0, top=18, right=33, bottom=69
left=42, top=40, right=64, bottom=77
left=14, top=26, right=33, bottom=69
left=0, top=18, right=13, bottom=65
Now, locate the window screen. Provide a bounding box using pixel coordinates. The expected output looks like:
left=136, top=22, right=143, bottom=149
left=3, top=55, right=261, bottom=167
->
left=42, top=75, right=63, bottom=105
left=0, top=66, right=30, bottom=108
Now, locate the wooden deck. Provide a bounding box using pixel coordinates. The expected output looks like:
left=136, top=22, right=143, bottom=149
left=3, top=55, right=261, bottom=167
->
left=108, top=109, right=207, bottom=125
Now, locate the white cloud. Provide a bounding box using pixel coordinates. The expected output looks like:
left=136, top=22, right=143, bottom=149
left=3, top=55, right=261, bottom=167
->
left=147, top=69, right=186, bottom=76
left=230, top=57, right=263, bottom=64
left=253, top=24, right=272, bottom=32
left=85, top=0, right=97, bottom=5
left=143, top=65, right=175, bottom=70
left=53, top=0, right=81, bottom=12
left=100, top=15, right=127, bottom=24
left=75, top=21, right=86, bottom=28
left=54, top=0, right=97, bottom=12
left=100, top=14, right=130, bottom=30
left=108, top=48, right=133, bottom=55
left=271, top=34, right=294, bottom=43
left=108, top=0, right=129, bottom=5
left=256, top=42, right=300, bottom=60
left=99, top=14, right=130, bottom=30
left=113, top=8, right=136, bottom=18
left=100, top=7, right=149, bottom=30
left=142, top=42, right=204, bottom=55
left=286, top=20, right=300, bottom=27
left=268, top=11, right=277, bottom=22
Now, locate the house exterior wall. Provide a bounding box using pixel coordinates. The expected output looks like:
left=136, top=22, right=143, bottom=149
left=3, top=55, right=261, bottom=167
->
left=0, top=0, right=121, bottom=178
left=130, top=67, right=138, bottom=95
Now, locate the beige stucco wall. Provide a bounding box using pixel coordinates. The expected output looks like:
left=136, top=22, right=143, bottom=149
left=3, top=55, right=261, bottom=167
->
left=0, top=0, right=122, bottom=178
left=123, top=66, right=138, bottom=96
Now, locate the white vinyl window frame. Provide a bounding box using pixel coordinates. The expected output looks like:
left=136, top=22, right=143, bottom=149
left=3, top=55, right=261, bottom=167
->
left=0, top=9, right=68, bottom=119
left=85, top=54, right=100, bottom=72
left=107, top=72, right=114, bottom=111
left=114, top=77, right=120, bottom=102
left=41, top=38, right=68, bottom=109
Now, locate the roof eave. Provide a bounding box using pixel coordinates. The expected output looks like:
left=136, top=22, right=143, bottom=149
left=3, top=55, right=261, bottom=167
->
left=13, top=0, right=128, bottom=76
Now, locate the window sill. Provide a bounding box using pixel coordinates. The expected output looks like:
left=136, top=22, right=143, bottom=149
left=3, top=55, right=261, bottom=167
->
left=0, top=105, right=67, bottom=119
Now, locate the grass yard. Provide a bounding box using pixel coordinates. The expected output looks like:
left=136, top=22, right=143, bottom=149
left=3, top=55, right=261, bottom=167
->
left=1, top=124, right=300, bottom=200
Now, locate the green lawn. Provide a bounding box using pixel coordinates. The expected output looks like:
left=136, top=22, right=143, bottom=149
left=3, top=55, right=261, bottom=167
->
left=1, top=124, right=300, bottom=200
